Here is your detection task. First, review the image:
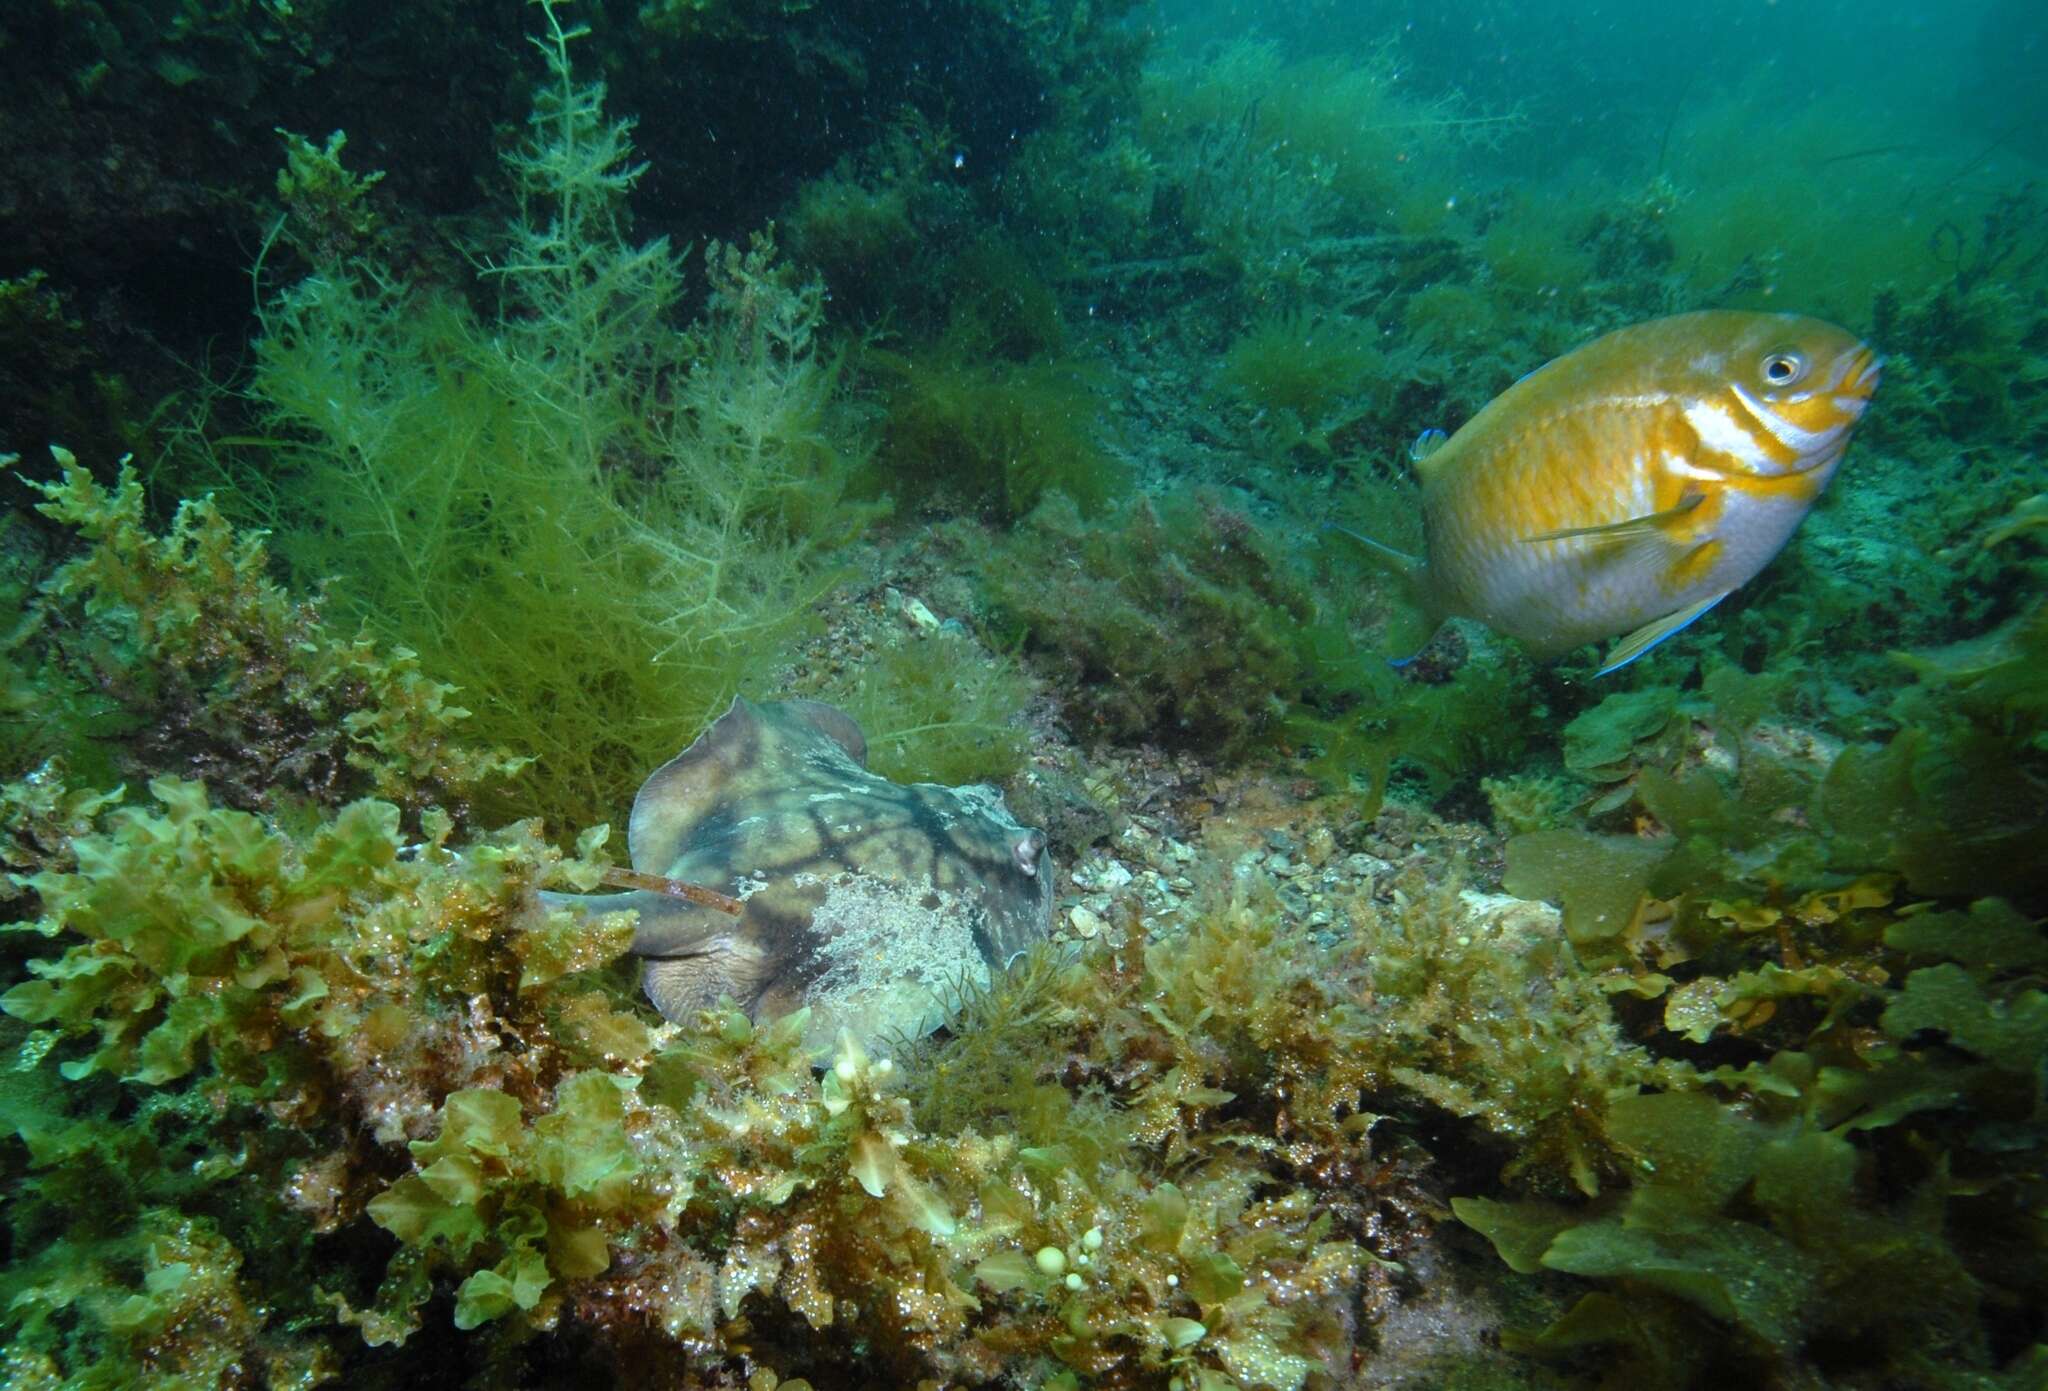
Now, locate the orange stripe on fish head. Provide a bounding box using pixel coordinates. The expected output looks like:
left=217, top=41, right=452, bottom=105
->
left=1720, top=322, right=1878, bottom=467
left=1670, top=318, right=1879, bottom=505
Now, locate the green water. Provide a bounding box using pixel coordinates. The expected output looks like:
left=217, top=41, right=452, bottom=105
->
left=0, top=1, right=2043, bottom=1386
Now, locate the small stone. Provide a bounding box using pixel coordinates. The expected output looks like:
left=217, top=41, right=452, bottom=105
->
left=886, top=587, right=941, bottom=632
left=1069, top=905, right=1105, bottom=939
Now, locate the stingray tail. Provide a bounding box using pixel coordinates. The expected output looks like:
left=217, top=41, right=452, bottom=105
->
left=537, top=887, right=726, bottom=959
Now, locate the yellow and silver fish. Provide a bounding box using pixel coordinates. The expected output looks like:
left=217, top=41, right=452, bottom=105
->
left=1346, top=310, right=1882, bottom=673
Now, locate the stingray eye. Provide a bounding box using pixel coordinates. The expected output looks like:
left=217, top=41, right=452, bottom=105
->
left=1761, top=350, right=1806, bottom=387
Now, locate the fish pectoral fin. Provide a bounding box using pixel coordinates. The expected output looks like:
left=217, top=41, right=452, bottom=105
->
left=1596, top=590, right=1732, bottom=675
left=1524, top=489, right=1704, bottom=545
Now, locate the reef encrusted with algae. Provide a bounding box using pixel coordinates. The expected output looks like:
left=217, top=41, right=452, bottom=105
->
left=541, top=696, right=1054, bottom=1050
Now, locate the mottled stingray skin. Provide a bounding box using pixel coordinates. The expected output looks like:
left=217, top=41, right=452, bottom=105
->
left=539, top=697, right=1053, bottom=1041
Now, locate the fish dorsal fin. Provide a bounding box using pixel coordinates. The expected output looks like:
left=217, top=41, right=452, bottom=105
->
left=1408, top=427, right=1452, bottom=481
left=628, top=696, right=868, bottom=872
left=1524, top=489, right=1704, bottom=545
left=1596, top=590, right=1731, bottom=675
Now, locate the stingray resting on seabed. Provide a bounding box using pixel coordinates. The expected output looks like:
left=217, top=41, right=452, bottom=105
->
left=538, top=696, right=1054, bottom=1051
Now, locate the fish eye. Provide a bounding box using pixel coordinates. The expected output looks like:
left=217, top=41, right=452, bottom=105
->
left=1761, top=351, right=1806, bottom=386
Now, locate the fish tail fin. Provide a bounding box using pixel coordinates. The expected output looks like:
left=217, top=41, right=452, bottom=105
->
left=1323, top=522, right=1424, bottom=580
left=1388, top=621, right=1447, bottom=670
left=1323, top=523, right=1442, bottom=668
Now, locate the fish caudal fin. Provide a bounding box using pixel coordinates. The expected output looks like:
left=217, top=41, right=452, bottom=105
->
left=1324, top=522, right=1423, bottom=577
left=1596, top=590, right=1731, bottom=675
left=1323, top=523, right=1441, bottom=668
left=1388, top=621, right=1448, bottom=670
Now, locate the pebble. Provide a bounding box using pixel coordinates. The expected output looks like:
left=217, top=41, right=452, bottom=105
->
left=884, top=586, right=941, bottom=633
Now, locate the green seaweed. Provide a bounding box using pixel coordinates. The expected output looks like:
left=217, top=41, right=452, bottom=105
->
left=864, top=349, right=1127, bottom=523
left=2, top=449, right=521, bottom=822
left=1216, top=310, right=1389, bottom=460
left=204, top=6, right=872, bottom=833
left=1455, top=1045, right=2036, bottom=1390
left=1473, top=623, right=2048, bottom=1386
left=0, top=765, right=637, bottom=1381
left=808, top=627, right=1034, bottom=786
left=983, top=488, right=1314, bottom=755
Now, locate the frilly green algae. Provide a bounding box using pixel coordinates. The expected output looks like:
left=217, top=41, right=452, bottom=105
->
left=2, top=449, right=523, bottom=822
left=1217, top=309, right=1393, bottom=462
left=271, top=129, right=385, bottom=270
left=365, top=1073, right=652, bottom=1332
left=10, top=765, right=1577, bottom=1385
left=0, top=763, right=638, bottom=1380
